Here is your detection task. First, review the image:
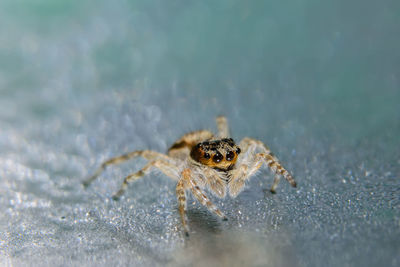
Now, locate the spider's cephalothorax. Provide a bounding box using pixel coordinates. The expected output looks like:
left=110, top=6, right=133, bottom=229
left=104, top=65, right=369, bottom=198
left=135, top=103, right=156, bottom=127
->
left=190, top=138, right=241, bottom=171
left=83, top=116, right=297, bottom=237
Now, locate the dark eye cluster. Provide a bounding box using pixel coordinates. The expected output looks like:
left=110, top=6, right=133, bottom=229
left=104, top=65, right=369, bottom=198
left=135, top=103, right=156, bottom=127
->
left=195, top=139, right=241, bottom=163
left=211, top=149, right=241, bottom=162
left=212, top=152, right=223, bottom=163
left=226, top=151, right=235, bottom=161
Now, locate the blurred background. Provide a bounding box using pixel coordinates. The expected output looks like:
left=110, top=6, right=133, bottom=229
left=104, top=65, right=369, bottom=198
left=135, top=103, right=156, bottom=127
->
left=0, top=0, right=399, bottom=266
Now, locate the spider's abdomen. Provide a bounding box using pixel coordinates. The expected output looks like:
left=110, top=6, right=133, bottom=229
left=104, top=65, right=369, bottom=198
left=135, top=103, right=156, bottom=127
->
left=167, top=130, right=214, bottom=160
left=190, top=138, right=241, bottom=171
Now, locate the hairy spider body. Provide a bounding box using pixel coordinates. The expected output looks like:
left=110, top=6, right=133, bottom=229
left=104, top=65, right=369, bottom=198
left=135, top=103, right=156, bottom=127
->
left=83, top=116, right=296, bottom=236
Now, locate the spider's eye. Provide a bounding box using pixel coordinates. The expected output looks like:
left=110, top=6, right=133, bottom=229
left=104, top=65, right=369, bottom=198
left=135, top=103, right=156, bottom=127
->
left=226, top=151, right=235, bottom=161
left=236, top=147, right=241, bottom=154
left=212, top=152, right=223, bottom=163
left=203, top=152, right=210, bottom=159
left=196, top=143, right=202, bottom=148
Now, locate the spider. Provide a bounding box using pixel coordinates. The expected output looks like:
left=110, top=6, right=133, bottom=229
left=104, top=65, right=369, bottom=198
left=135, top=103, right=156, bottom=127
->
left=83, top=116, right=296, bottom=236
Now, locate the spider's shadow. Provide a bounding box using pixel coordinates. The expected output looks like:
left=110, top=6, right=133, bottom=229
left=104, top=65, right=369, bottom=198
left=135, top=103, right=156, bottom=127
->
left=186, top=208, right=224, bottom=235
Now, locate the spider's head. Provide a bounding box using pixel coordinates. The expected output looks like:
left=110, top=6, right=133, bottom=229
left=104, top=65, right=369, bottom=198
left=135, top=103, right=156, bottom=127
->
left=190, top=138, right=241, bottom=171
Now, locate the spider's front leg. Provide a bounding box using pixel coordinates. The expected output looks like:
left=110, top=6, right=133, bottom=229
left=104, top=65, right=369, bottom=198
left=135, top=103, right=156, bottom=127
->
left=229, top=137, right=296, bottom=196
left=255, top=152, right=296, bottom=192
left=176, top=168, right=227, bottom=236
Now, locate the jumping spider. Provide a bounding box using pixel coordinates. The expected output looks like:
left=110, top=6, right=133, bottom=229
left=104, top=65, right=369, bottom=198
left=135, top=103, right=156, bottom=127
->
left=83, top=116, right=296, bottom=236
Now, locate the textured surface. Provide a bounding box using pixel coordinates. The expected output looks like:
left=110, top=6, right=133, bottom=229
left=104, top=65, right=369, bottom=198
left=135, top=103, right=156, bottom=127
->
left=1, top=1, right=399, bottom=266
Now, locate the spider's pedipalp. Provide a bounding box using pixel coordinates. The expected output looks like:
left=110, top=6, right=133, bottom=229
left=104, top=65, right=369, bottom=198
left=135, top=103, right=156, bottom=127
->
left=228, top=164, right=248, bottom=197
left=203, top=168, right=226, bottom=198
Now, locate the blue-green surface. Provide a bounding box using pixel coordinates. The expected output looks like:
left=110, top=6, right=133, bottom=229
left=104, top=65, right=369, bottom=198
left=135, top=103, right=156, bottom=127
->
left=0, top=1, right=399, bottom=266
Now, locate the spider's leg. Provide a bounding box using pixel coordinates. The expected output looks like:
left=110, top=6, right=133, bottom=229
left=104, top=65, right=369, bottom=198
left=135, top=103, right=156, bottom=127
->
left=112, top=159, right=180, bottom=200
left=182, top=169, right=227, bottom=220
left=216, top=116, right=230, bottom=138
left=83, top=150, right=172, bottom=187
left=229, top=137, right=296, bottom=196
left=241, top=138, right=296, bottom=187
left=176, top=178, right=189, bottom=236
left=258, top=152, right=296, bottom=189
left=270, top=175, right=281, bottom=194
